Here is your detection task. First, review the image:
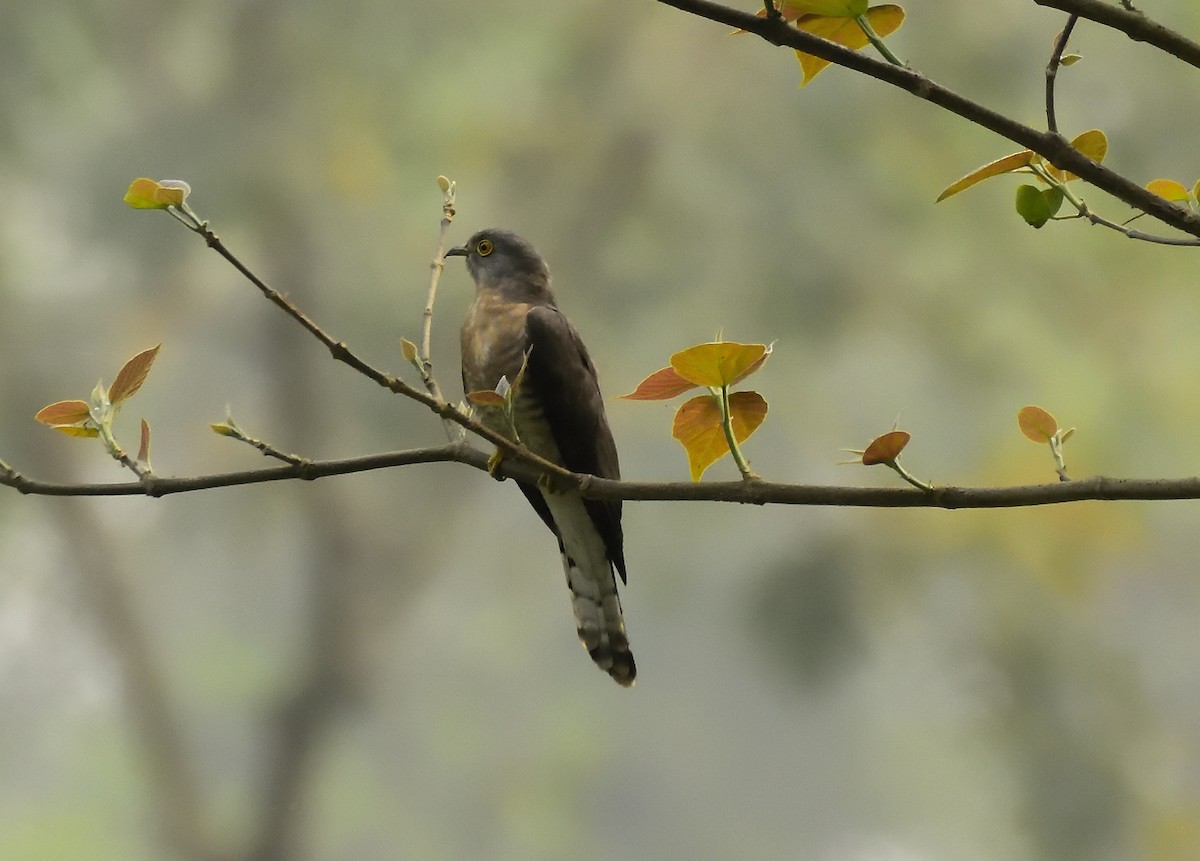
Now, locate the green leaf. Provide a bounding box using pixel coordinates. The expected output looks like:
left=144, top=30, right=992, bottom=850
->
left=1015, top=184, right=1063, bottom=228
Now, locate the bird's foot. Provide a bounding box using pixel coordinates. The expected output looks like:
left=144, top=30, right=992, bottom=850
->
left=537, top=472, right=563, bottom=495
left=486, top=448, right=506, bottom=481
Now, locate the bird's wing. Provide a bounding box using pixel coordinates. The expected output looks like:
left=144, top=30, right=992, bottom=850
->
left=524, top=305, right=627, bottom=583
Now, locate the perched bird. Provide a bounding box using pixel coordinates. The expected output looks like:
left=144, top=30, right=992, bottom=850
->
left=446, top=229, right=635, bottom=687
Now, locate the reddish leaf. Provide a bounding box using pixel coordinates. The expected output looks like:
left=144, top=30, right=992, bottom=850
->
left=137, top=419, right=151, bottom=463
left=1018, top=405, right=1058, bottom=443
left=861, top=430, right=910, bottom=465
left=34, top=400, right=92, bottom=426
left=109, top=344, right=161, bottom=405
left=467, top=390, right=505, bottom=408
left=619, top=367, right=697, bottom=401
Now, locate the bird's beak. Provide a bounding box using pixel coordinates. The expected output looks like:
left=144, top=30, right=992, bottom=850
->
left=444, top=245, right=468, bottom=258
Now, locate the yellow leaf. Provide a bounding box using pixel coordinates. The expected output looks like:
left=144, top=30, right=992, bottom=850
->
left=619, top=366, right=697, bottom=401
left=155, top=180, right=190, bottom=206
left=672, top=391, right=767, bottom=481
left=52, top=425, right=100, bottom=438
left=861, top=430, right=910, bottom=465
left=937, top=150, right=1035, bottom=202
left=123, top=178, right=190, bottom=209
left=109, top=344, right=161, bottom=405
left=1043, top=129, right=1108, bottom=182
left=1017, top=405, right=1058, bottom=443
left=733, top=3, right=859, bottom=33
left=795, top=5, right=905, bottom=86
left=1147, top=178, right=1191, bottom=202
left=124, top=178, right=169, bottom=209
left=400, top=337, right=419, bottom=363
left=34, top=400, right=92, bottom=426
left=727, top=389, right=768, bottom=440
left=670, top=342, right=770, bottom=388
left=792, top=0, right=867, bottom=15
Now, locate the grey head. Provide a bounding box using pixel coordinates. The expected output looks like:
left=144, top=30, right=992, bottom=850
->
left=445, top=228, right=555, bottom=303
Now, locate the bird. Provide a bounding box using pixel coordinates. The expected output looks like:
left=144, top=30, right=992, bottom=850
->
left=446, top=229, right=636, bottom=687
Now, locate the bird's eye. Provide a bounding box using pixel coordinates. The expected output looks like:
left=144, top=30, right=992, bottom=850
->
left=476, top=239, right=494, bottom=256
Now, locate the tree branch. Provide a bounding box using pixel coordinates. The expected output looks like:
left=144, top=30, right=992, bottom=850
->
left=1032, top=0, right=1200, bottom=70
left=654, top=0, right=1200, bottom=238
left=7, top=448, right=1200, bottom=509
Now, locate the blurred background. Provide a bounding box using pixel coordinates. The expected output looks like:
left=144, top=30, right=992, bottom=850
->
left=3, top=1, right=1200, bottom=859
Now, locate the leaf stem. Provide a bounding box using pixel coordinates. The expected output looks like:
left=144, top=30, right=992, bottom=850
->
left=716, top=385, right=758, bottom=480
left=855, top=14, right=903, bottom=66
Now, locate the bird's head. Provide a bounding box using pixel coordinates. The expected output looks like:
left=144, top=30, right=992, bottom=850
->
left=445, top=229, right=553, bottom=299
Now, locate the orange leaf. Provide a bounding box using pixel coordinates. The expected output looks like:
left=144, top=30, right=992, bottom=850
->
left=937, top=150, right=1036, bottom=202
left=795, top=5, right=905, bottom=86
left=670, top=342, right=770, bottom=388
left=34, top=400, right=92, bottom=426
left=727, top=390, right=768, bottom=439
left=861, top=430, right=910, bottom=465
left=672, top=391, right=767, bottom=481
left=619, top=366, right=697, bottom=401
left=109, top=345, right=161, bottom=405
left=1017, top=405, right=1058, bottom=443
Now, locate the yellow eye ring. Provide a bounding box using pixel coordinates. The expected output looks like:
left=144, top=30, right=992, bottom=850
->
left=476, top=238, right=494, bottom=256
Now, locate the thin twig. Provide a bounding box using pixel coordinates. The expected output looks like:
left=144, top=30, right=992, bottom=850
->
left=419, top=177, right=458, bottom=440
left=1045, top=15, right=1079, bottom=134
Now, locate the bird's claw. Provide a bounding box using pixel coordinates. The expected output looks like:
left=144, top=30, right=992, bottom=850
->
left=486, top=448, right=506, bottom=481
left=537, top=472, right=563, bottom=495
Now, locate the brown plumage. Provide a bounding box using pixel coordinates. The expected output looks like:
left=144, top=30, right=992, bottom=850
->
left=447, top=229, right=635, bottom=686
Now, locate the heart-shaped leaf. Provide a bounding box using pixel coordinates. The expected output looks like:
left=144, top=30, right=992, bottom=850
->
left=672, top=391, right=768, bottom=481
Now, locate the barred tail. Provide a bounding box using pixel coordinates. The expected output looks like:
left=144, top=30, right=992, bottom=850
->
left=562, top=551, right=636, bottom=687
